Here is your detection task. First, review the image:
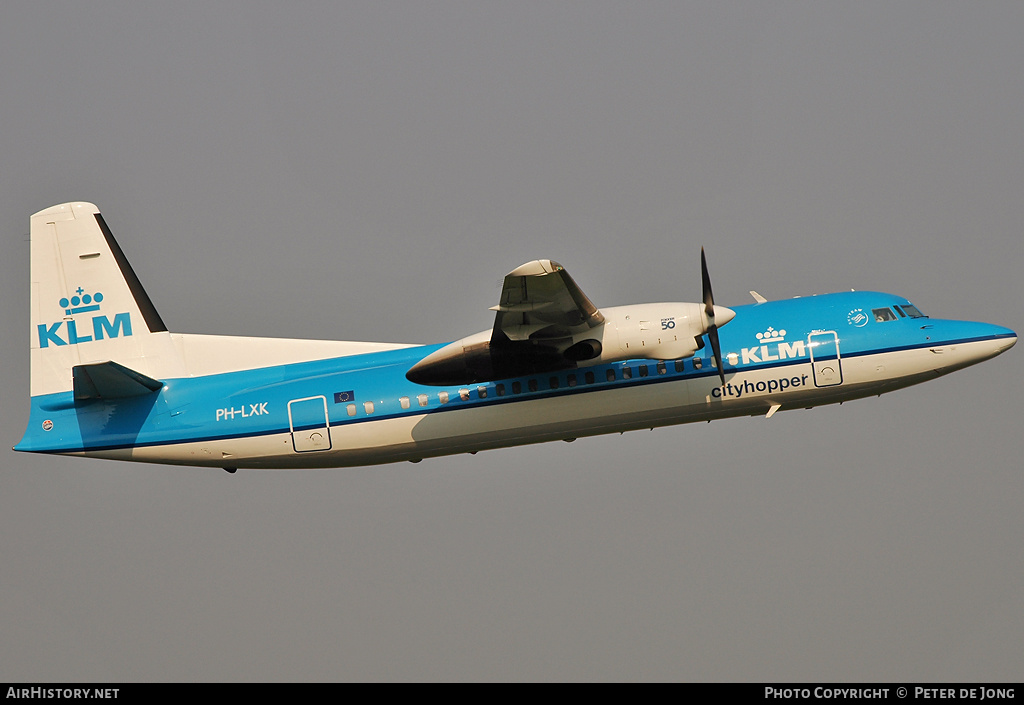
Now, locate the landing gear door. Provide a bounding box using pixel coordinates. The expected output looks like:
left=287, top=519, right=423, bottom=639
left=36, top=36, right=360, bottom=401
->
left=288, top=396, right=332, bottom=452
left=809, top=331, right=843, bottom=388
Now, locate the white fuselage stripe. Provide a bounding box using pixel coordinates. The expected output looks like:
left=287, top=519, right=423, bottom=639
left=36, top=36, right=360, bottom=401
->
left=70, top=339, right=1003, bottom=469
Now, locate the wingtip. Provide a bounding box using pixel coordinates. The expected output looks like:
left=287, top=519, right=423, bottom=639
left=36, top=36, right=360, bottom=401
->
left=507, top=260, right=558, bottom=277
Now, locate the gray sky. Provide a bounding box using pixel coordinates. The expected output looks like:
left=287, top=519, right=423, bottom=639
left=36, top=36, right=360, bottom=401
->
left=1, top=1, right=1021, bottom=681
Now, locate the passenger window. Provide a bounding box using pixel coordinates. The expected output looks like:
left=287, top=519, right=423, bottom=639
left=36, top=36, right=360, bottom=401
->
left=512, top=381, right=522, bottom=394
left=438, top=391, right=449, bottom=404
left=584, top=371, right=595, bottom=384
left=657, top=362, right=667, bottom=375
left=872, top=308, right=897, bottom=322
left=638, top=364, right=648, bottom=378
left=477, top=386, right=488, bottom=399
left=674, top=360, right=685, bottom=373
left=363, top=401, right=374, bottom=414
left=417, top=394, right=429, bottom=407
left=549, top=377, right=559, bottom=390
left=496, top=384, right=506, bottom=397
left=606, top=369, right=616, bottom=382
left=459, top=388, right=470, bottom=401
left=622, top=366, right=632, bottom=380
left=567, top=374, right=577, bottom=387
left=400, top=396, right=410, bottom=409
left=347, top=404, right=357, bottom=417
left=528, top=379, right=538, bottom=392
left=694, top=358, right=703, bottom=370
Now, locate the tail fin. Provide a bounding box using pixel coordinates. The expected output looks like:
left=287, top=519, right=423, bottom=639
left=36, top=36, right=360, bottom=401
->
left=30, top=202, right=182, bottom=397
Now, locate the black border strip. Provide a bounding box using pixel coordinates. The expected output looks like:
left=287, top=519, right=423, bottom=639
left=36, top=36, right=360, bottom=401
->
left=94, top=213, right=168, bottom=333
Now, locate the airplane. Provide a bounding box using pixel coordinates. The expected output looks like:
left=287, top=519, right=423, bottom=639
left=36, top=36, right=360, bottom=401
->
left=14, top=202, right=1016, bottom=472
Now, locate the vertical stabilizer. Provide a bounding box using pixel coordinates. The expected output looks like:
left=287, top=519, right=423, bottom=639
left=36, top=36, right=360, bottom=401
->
left=29, top=202, right=183, bottom=397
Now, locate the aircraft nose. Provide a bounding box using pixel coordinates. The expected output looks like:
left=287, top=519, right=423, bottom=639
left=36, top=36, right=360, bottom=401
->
left=992, top=325, right=1017, bottom=354
left=960, top=322, right=1016, bottom=363
left=926, top=320, right=1015, bottom=370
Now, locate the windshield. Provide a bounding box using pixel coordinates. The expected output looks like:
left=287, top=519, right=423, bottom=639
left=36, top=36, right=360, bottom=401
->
left=900, top=304, right=927, bottom=319
left=872, top=307, right=898, bottom=322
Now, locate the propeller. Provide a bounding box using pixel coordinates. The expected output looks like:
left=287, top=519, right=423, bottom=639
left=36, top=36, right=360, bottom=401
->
left=701, top=247, right=727, bottom=386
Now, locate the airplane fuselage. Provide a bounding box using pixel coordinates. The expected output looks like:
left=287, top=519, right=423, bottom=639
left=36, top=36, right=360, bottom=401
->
left=17, top=290, right=1015, bottom=470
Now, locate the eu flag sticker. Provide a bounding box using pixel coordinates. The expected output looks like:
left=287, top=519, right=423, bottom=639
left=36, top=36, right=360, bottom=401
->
left=334, top=391, right=355, bottom=404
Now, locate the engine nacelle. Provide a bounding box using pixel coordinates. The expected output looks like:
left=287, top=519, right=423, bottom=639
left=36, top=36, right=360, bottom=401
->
left=405, top=329, right=497, bottom=386
left=406, top=302, right=735, bottom=385
left=592, top=303, right=708, bottom=364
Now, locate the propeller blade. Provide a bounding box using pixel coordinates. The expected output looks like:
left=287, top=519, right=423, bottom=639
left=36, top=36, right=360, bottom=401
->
left=701, top=247, right=714, bottom=316
left=708, top=323, right=726, bottom=386
left=701, top=247, right=726, bottom=385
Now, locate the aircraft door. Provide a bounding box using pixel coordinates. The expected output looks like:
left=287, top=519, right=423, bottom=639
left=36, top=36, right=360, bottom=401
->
left=288, top=396, right=332, bottom=452
left=809, top=331, right=843, bottom=388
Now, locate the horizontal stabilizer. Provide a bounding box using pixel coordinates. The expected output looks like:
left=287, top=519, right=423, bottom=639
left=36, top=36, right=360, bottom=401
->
left=73, top=361, right=163, bottom=401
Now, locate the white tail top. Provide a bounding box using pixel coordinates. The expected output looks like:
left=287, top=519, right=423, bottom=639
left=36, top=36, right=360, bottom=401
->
left=30, top=202, right=182, bottom=395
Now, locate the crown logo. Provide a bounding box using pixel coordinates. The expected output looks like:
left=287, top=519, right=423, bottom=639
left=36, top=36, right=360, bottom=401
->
left=60, top=287, right=104, bottom=315
left=756, top=326, right=786, bottom=343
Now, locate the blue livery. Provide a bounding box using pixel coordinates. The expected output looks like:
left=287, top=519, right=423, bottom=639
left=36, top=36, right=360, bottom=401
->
left=15, top=203, right=1016, bottom=471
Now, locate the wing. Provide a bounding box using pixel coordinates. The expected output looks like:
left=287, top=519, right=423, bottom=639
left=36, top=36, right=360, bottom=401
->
left=489, top=260, right=604, bottom=343
left=405, top=260, right=607, bottom=385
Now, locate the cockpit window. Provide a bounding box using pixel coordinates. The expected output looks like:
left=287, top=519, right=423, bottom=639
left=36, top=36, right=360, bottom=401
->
left=901, top=304, right=927, bottom=318
left=872, top=308, right=897, bottom=322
